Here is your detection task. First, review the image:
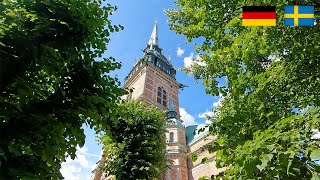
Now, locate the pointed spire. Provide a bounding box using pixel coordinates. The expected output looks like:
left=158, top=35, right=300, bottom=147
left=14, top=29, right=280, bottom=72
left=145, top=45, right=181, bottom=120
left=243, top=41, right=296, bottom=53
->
left=167, top=97, right=177, bottom=119
left=169, top=98, right=174, bottom=111
left=148, top=19, right=158, bottom=49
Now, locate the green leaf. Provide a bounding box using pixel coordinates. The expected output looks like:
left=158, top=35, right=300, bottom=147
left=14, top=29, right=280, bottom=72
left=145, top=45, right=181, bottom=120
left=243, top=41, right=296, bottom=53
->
left=257, top=103, right=264, bottom=111
left=257, top=154, right=273, bottom=171
left=310, top=150, right=320, bottom=161
left=191, top=153, right=198, bottom=162
left=0, top=0, right=124, bottom=178
left=201, top=157, right=209, bottom=163
left=266, top=111, right=274, bottom=118
left=311, top=173, right=320, bottom=180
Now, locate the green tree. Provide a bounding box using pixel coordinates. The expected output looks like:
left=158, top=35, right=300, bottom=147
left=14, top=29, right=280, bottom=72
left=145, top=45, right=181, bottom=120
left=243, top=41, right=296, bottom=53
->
left=167, top=0, right=320, bottom=179
left=0, top=0, right=125, bottom=178
left=101, top=100, right=167, bottom=180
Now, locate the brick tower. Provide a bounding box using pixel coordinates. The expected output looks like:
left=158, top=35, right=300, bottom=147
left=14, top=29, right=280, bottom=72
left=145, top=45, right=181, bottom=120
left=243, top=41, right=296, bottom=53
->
left=92, top=20, right=190, bottom=180
left=121, top=20, right=188, bottom=180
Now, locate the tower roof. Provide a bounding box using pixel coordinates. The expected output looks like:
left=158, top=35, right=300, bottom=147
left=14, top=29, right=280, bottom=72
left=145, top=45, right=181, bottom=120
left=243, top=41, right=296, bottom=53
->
left=125, top=19, right=179, bottom=83
left=147, top=19, right=158, bottom=48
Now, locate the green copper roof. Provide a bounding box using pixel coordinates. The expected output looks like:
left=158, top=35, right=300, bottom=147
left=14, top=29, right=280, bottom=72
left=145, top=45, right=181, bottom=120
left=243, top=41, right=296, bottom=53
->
left=125, top=20, right=179, bottom=83
left=186, top=125, right=209, bottom=146
left=166, top=118, right=185, bottom=129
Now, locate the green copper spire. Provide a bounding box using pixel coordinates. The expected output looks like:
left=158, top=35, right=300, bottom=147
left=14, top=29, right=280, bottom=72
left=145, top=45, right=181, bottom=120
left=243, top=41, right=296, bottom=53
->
left=167, top=97, right=177, bottom=119
left=169, top=98, right=174, bottom=111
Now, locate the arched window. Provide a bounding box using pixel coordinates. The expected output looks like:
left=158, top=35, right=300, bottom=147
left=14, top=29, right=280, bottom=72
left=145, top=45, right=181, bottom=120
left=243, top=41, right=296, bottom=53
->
left=157, top=86, right=167, bottom=107
left=157, top=87, right=162, bottom=104
left=162, top=90, right=167, bottom=107
left=169, top=132, right=174, bottom=143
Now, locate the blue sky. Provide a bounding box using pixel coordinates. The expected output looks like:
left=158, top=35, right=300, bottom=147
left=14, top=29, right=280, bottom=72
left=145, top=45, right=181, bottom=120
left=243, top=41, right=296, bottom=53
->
left=60, top=1, right=221, bottom=179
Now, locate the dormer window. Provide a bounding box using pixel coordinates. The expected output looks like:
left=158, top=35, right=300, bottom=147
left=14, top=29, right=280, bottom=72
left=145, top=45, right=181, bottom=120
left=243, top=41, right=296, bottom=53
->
left=157, top=86, right=167, bottom=107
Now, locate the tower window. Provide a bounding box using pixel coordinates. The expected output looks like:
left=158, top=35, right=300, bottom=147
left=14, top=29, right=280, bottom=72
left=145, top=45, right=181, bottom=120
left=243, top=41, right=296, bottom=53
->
left=157, top=87, right=162, bottom=104
left=157, top=86, right=167, bottom=107
left=169, top=132, right=174, bottom=143
left=163, top=90, right=167, bottom=107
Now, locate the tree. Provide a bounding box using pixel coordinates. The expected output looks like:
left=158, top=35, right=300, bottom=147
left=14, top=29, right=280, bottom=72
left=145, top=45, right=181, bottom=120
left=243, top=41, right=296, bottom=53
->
left=167, top=0, right=320, bottom=179
left=101, top=100, right=167, bottom=180
left=0, top=0, right=125, bottom=178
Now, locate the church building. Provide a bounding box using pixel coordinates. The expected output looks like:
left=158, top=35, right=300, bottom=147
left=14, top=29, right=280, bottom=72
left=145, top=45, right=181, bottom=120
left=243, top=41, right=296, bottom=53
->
left=91, top=20, right=225, bottom=180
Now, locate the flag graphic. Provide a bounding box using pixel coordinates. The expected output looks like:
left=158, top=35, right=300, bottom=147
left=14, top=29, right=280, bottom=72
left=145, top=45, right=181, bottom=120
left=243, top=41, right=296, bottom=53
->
left=284, top=6, right=314, bottom=26
left=242, top=6, right=276, bottom=26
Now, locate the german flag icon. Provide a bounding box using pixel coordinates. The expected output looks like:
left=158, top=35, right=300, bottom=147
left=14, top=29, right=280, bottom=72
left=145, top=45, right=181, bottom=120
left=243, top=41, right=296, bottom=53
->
left=242, top=6, right=276, bottom=26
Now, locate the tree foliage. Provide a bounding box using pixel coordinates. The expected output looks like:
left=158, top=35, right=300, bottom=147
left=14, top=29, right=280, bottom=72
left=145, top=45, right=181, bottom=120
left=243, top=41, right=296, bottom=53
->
left=101, top=100, right=167, bottom=180
left=0, top=0, right=125, bottom=178
left=167, top=0, right=320, bottom=179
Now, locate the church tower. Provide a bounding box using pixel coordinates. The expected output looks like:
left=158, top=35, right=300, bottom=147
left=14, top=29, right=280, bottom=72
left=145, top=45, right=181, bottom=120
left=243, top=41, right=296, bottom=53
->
left=122, top=20, right=181, bottom=117
left=122, top=20, right=189, bottom=180
left=92, top=20, right=190, bottom=180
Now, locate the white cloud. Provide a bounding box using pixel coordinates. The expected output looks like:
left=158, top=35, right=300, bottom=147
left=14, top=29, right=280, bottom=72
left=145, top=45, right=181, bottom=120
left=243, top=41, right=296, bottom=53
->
left=198, top=94, right=224, bottom=124
left=183, top=53, right=194, bottom=67
left=60, top=146, right=96, bottom=180
left=213, top=94, right=224, bottom=108
left=76, top=154, right=89, bottom=168
left=72, top=146, right=90, bottom=168
left=198, top=111, right=214, bottom=125
left=213, top=99, right=221, bottom=108
left=77, top=146, right=88, bottom=154
left=91, top=164, right=97, bottom=171
left=198, top=111, right=215, bottom=119
left=179, top=107, right=197, bottom=126
left=177, top=47, right=185, bottom=57
left=60, top=165, right=81, bottom=180
left=183, top=53, right=206, bottom=68
left=312, top=129, right=320, bottom=139
left=195, top=55, right=206, bottom=66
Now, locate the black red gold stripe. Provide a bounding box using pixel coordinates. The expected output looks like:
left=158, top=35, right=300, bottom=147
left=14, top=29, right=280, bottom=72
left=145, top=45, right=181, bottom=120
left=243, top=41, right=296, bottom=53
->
left=242, top=6, right=276, bottom=26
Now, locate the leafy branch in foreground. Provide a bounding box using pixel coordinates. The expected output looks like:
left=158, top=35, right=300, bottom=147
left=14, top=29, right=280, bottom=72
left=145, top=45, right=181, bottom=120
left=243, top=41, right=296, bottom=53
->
left=167, top=0, right=320, bottom=179
left=0, top=0, right=125, bottom=178
left=100, top=101, right=167, bottom=180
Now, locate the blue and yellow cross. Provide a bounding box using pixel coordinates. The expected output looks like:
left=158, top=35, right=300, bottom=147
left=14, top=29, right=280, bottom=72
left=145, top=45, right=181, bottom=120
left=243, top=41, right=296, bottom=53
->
left=284, top=6, right=314, bottom=26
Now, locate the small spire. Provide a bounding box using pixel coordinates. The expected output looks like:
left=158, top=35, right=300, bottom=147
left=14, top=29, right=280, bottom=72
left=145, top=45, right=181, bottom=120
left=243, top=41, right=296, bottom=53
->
left=167, top=97, right=177, bottom=119
left=148, top=19, right=158, bottom=49
left=169, top=98, right=174, bottom=111
left=168, top=51, right=174, bottom=65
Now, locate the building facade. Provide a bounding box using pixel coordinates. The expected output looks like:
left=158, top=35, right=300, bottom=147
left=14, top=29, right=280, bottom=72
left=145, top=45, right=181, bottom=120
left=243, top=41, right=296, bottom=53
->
left=91, top=21, right=225, bottom=180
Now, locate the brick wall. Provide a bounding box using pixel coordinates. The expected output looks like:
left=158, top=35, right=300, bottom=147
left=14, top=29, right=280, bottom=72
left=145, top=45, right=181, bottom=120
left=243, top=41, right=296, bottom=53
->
left=144, top=64, right=180, bottom=117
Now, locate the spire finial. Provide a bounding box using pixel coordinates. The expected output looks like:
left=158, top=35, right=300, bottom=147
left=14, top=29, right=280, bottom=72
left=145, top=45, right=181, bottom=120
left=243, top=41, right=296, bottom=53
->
left=148, top=19, right=158, bottom=49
